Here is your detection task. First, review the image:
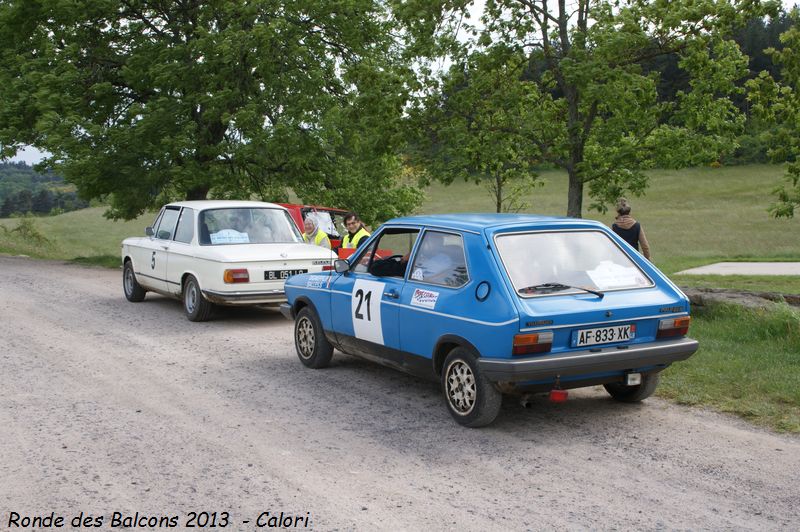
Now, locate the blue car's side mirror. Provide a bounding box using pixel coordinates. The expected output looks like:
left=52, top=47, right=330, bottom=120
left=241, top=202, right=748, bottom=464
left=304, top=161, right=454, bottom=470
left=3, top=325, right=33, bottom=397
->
left=334, top=259, right=349, bottom=273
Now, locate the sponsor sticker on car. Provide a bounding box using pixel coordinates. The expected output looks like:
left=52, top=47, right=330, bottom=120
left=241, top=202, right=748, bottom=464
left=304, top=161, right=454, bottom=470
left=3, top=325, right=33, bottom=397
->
left=410, top=288, right=439, bottom=309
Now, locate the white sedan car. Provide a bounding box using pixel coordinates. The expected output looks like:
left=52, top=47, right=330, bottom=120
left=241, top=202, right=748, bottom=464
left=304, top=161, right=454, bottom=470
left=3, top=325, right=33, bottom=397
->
left=121, top=200, right=336, bottom=321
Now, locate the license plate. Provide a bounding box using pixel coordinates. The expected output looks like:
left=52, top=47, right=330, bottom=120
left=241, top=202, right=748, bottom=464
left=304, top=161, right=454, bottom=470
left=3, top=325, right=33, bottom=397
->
left=264, top=269, right=307, bottom=281
left=574, top=324, right=634, bottom=347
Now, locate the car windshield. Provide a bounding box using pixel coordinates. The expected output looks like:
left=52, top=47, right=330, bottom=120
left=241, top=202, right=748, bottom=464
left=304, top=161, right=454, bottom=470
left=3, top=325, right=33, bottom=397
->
left=198, top=208, right=302, bottom=245
left=304, top=210, right=342, bottom=238
left=494, top=230, right=653, bottom=296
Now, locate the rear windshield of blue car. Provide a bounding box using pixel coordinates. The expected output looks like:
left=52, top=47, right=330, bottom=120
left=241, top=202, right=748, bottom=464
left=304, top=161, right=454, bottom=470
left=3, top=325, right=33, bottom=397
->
left=495, top=230, right=653, bottom=296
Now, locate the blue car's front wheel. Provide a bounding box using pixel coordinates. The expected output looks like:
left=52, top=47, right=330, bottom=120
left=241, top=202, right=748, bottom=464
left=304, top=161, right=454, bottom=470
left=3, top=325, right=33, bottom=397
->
left=295, top=307, right=333, bottom=369
left=442, top=347, right=502, bottom=428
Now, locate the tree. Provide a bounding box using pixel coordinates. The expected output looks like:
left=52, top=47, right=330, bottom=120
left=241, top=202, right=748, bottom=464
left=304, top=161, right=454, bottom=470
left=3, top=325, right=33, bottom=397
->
left=413, top=47, right=542, bottom=212
left=31, top=188, right=54, bottom=214
left=419, top=0, right=775, bottom=218
left=747, top=9, right=800, bottom=217
left=0, top=0, right=446, bottom=223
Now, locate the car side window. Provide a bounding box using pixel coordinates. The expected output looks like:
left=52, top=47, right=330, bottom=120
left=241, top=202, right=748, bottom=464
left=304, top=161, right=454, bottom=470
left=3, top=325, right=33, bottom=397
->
left=351, top=228, right=420, bottom=278
left=173, top=208, right=195, bottom=243
left=409, top=231, right=469, bottom=288
left=155, top=207, right=180, bottom=240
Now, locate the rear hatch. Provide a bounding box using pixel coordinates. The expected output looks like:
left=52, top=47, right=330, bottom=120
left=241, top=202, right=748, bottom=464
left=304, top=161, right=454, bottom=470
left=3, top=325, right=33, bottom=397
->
left=490, top=223, right=690, bottom=356
left=515, top=287, right=688, bottom=354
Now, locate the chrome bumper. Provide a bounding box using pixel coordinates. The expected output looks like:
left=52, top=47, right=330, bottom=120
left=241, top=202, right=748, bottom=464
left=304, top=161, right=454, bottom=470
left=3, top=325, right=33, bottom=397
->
left=202, top=289, right=286, bottom=306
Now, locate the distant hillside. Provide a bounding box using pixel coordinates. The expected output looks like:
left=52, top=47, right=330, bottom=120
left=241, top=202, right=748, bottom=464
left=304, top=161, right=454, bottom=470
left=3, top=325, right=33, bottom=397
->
left=0, top=162, right=87, bottom=217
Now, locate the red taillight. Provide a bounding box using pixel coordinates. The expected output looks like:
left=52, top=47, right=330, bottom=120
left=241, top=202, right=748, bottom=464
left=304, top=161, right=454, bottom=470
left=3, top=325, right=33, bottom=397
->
left=322, top=265, right=334, bottom=271
left=223, top=268, right=250, bottom=283
left=657, top=316, right=691, bottom=338
left=512, top=332, right=553, bottom=355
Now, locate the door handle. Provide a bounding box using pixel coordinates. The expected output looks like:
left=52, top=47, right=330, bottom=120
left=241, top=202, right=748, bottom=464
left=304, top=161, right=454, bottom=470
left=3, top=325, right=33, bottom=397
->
left=383, top=289, right=399, bottom=299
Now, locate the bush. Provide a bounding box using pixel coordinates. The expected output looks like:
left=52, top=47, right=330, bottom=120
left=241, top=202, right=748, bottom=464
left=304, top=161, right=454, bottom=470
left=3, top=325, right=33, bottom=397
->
left=11, top=216, right=51, bottom=245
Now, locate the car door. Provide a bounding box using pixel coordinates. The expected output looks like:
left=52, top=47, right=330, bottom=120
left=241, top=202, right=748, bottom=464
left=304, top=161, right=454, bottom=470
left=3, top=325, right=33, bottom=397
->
left=398, top=229, right=472, bottom=357
left=129, top=208, right=164, bottom=291
left=330, top=226, right=420, bottom=365
left=164, top=207, right=195, bottom=295
left=144, top=206, right=180, bottom=292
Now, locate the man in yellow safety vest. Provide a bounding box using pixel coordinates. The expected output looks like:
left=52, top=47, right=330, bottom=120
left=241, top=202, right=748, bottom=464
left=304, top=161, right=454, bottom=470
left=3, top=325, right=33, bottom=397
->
left=302, top=217, right=331, bottom=249
left=341, top=212, right=371, bottom=249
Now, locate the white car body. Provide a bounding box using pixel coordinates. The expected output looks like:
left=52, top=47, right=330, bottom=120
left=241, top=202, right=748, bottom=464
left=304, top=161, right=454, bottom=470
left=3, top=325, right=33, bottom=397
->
left=121, top=200, right=336, bottom=319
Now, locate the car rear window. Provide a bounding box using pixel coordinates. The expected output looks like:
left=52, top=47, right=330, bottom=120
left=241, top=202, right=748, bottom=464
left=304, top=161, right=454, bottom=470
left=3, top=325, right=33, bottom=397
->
left=199, top=208, right=302, bottom=245
left=495, top=230, right=653, bottom=296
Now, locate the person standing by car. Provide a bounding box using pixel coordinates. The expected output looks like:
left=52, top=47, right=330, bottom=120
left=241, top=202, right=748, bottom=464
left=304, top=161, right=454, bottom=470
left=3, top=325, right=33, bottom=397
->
left=612, top=198, right=651, bottom=260
left=303, top=217, right=331, bottom=249
left=341, top=212, right=371, bottom=249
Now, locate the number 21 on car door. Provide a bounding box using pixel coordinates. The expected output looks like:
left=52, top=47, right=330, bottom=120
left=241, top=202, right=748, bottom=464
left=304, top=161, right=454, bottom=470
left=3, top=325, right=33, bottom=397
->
left=351, top=279, right=384, bottom=345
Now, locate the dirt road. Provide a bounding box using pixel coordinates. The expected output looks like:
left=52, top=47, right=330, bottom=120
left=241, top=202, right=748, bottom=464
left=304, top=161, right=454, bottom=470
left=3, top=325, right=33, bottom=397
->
left=1, top=255, right=798, bottom=531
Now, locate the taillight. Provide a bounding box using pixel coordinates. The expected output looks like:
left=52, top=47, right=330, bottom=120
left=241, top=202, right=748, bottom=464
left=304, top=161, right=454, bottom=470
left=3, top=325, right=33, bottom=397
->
left=223, top=269, right=250, bottom=283
left=322, top=265, right=334, bottom=271
left=657, top=316, right=691, bottom=338
left=513, top=332, right=553, bottom=355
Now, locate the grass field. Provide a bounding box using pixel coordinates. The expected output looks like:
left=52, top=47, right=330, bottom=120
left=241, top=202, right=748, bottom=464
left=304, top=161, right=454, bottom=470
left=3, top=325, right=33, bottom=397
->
left=2, top=163, right=800, bottom=432
left=3, top=164, right=799, bottom=273
left=418, top=164, right=800, bottom=275
left=659, top=303, right=800, bottom=433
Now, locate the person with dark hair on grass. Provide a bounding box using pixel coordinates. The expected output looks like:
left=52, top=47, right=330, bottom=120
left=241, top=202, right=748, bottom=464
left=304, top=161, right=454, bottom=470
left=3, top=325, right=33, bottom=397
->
left=611, top=198, right=651, bottom=260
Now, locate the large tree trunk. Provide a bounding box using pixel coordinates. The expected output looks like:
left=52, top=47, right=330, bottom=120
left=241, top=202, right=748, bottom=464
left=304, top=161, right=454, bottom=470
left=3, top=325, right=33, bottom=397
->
left=567, top=168, right=583, bottom=218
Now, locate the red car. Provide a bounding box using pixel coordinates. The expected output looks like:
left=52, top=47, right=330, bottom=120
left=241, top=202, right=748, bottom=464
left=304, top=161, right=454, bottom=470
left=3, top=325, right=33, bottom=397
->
left=278, top=204, right=349, bottom=249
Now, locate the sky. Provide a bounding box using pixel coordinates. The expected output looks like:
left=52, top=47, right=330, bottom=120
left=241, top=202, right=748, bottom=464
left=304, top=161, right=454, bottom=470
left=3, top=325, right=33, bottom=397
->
left=5, top=0, right=798, bottom=167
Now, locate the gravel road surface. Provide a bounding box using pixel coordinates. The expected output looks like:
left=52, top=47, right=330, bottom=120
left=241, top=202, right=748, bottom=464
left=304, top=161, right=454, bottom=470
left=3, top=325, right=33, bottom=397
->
left=1, top=255, right=799, bottom=531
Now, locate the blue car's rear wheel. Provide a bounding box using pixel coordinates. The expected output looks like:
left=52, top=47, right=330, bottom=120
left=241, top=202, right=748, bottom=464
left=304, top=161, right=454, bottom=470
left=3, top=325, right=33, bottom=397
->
left=442, top=347, right=501, bottom=427
left=295, top=307, right=333, bottom=369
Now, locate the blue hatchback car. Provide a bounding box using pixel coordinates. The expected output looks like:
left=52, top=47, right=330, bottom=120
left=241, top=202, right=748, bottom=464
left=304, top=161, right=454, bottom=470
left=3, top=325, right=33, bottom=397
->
left=280, top=214, right=698, bottom=427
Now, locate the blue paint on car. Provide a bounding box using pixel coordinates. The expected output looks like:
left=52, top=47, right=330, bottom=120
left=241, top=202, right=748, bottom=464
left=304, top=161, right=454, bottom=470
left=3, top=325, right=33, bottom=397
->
left=281, top=214, right=699, bottom=427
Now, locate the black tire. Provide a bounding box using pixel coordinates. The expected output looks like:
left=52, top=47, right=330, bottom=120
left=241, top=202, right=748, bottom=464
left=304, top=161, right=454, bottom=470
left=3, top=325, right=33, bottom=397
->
left=294, top=307, right=333, bottom=368
left=123, top=260, right=146, bottom=302
left=604, top=373, right=660, bottom=402
left=441, top=347, right=502, bottom=428
left=183, top=275, right=213, bottom=322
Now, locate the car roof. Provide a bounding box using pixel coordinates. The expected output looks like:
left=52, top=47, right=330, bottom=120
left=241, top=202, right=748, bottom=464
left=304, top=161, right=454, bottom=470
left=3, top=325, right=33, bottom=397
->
left=165, top=200, right=288, bottom=210
left=385, top=213, right=607, bottom=233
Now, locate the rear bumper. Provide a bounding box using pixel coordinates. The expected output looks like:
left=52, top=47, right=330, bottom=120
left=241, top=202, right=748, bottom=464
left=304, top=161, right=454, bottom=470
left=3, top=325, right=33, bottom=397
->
left=478, top=337, right=699, bottom=382
left=202, top=289, right=286, bottom=306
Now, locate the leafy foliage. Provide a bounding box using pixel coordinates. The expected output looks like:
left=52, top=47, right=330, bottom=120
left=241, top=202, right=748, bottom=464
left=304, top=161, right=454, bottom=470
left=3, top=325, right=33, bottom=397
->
left=414, top=0, right=776, bottom=217
left=747, top=9, right=800, bottom=217
left=411, top=47, right=542, bottom=212
left=0, top=0, right=446, bottom=224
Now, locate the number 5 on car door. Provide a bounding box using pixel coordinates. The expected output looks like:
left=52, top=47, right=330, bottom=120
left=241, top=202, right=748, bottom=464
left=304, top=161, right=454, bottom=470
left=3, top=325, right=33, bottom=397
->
left=351, top=279, right=384, bottom=344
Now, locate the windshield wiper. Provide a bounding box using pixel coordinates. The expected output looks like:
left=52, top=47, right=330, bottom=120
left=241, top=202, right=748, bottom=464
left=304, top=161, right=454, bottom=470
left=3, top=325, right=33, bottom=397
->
left=518, top=282, right=604, bottom=299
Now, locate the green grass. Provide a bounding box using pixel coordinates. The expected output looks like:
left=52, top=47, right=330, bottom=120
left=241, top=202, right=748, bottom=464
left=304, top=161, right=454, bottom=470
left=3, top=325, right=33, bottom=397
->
left=658, top=303, right=800, bottom=433
left=0, top=208, right=155, bottom=266
left=418, top=164, right=800, bottom=275
left=673, top=274, right=800, bottom=295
